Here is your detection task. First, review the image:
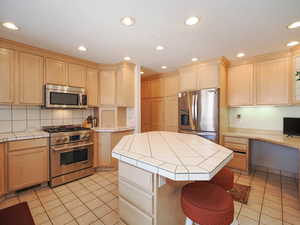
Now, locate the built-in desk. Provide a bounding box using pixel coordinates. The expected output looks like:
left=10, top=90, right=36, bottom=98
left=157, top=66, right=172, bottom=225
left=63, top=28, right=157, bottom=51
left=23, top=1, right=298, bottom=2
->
left=222, top=129, right=300, bottom=199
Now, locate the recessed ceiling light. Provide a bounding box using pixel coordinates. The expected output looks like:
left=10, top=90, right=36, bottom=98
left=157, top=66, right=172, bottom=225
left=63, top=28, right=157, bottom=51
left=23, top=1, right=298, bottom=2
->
left=192, top=57, right=199, bottom=62
left=77, top=46, right=87, bottom=52
left=124, top=56, right=131, bottom=61
left=140, top=71, right=144, bottom=75
left=161, top=66, right=167, bottom=69
left=288, top=21, right=300, bottom=29
left=2, top=22, right=19, bottom=30
left=185, top=16, right=200, bottom=26
left=236, top=52, right=245, bottom=58
left=120, top=16, right=135, bottom=26
left=287, top=41, right=299, bottom=47
left=156, top=45, right=164, bottom=51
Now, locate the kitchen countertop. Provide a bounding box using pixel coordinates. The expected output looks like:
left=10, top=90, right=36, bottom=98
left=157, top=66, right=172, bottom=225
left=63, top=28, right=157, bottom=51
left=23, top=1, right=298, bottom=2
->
left=223, top=130, right=300, bottom=150
left=112, top=131, right=233, bottom=181
left=0, top=130, right=49, bottom=143
left=93, top=127, right=135, bottom=133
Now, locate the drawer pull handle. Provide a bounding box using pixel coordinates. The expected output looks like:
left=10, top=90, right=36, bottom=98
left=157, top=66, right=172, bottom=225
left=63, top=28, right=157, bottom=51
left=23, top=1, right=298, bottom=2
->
left=233, top=150, right=246, bottom=154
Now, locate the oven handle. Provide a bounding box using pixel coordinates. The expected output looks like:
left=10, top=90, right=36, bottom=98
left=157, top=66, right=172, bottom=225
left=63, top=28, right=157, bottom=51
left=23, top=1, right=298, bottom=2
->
left=51, top=142, right=93, bottom=152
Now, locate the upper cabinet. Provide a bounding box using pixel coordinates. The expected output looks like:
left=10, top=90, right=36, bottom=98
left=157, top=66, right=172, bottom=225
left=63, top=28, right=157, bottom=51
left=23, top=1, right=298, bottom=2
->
left=197, top=64, right=219, bottom=89
left=179, top=66, right=198, bottom=91
left=228, top=64, right=254, bottom=106
left=151, top=77, right=164, bottom=98
left=86, top=68, right=99, bottom=107
left=256, top=57, right=290, bottom=105
left=141, top=79, right=151, bottom=99
left=100, top=70, right=116, bottom=105
left=68, top=63, right=86, bottom=88
left=0, top=48, right=15, bottom=104
left=18, top=52, right=44, bottom=105
left=45, top=58, right=68, bottom=85
left=164, top=74, right=179, bottom=97
left=116, top=64, right=135, bottom=107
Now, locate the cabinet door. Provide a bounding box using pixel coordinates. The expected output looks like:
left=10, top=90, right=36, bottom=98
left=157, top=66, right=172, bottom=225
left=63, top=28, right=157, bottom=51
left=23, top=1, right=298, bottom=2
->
left=228, top=64, right=254, bottom=106
left=141, top=80, right=151, bottom=99
left=68, top=63, right=86, bottom=87
left=256, top=57, right=290, bottom=105
left=197, top=64, right=219, bottom=89
left=86, top=68, right=99, bottom=106
left=116, top=65, right=135, bottom=107
left=165, top=96, right=178, bottom=132
left=164, top=74, right=179, bottom=97
left=141, top=99, right=152, bottom=132
left=151, top=78, right=164, bottom=98
left=8, top=147, right=48, bottom=191
left=179, top=66, right=197, bottom=91
left=19, top=52, right=44, bottom=105
left=45, top=58, right=68, bottom=85
left=151, top=98, right=165, bottom=131
left=0, top=48, right=14, bottom=103
left=0, top=144, right=5, bottom=196
left=100, top=70, right=116, bottom=105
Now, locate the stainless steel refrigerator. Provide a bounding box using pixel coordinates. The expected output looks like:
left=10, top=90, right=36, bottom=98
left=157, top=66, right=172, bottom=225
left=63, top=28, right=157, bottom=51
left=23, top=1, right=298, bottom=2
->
left=178, top=88, right=219, bottom=143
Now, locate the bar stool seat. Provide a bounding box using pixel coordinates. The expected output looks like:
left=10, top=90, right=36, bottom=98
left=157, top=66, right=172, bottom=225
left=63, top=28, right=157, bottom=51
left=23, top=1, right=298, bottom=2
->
left=181, top=182, right=234, bottom=225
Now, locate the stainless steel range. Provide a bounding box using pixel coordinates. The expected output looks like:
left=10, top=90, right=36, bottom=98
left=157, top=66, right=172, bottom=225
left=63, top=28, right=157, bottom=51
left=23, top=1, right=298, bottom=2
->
left=43, top=125, right=94, bottom=187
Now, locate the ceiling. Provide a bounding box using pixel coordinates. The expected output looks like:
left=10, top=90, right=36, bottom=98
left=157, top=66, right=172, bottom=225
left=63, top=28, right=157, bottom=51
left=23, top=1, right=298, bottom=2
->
left=0, top=0, right=300, bottom=73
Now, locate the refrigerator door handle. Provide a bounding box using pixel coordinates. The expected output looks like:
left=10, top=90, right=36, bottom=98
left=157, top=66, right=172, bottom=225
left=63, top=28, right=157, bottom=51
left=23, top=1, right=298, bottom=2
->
left=195, top=94, right=198, bottom=126
left=191, top=94, right=195, bottom=121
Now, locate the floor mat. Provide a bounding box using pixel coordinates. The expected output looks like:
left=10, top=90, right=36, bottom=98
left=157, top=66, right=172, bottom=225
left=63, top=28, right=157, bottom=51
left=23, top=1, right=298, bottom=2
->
left=0, top=202, right=35, bottom=225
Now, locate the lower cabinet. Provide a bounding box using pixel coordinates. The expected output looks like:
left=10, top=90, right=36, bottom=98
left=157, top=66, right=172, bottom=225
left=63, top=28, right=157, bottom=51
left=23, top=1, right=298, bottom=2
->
left=223, top=136, right=250, bottom=173
left=8, top=138, right=49, bottom=192
left=0, top=143, right=6, bottom=197
left=95, top=130, right=133, bottom=168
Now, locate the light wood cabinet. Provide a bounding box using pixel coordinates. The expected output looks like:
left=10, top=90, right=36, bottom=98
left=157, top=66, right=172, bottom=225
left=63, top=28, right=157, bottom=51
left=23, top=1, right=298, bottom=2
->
left=68, top=63, right=86, bottom=87
left=18, top=52, right=44, bottom=105
left=141, top=80, right=151, bottom=99
left=165, top=96, right=178, bottom=132
left=256, top=57, right=290, bottom=105
left=164, top=75, right=179, bottom=97
left=117, top=64, right=135, bottom=107
left=151, top=78, right=164, bottom=98
left=0, top=48, right=15, bottom=104
left=179, top=66, right=198, bottom=91
left=45, top=58, right=68, bottom=85
left=228, top=64, right=254, bottom=106
left=141, top=99, right=152, bottom=132
left=100, top=70, right=116, bottom=105
left=8, top=138, right=49, bottom=192
left=0, top=144, right=6, bottom=196
left=151, top=98, right=165, bottom=131
left=197, top=64, right=219, bottom=89
left=96, top=130, right=133, bottom=168
left=86, top=68, right=99, bottom=106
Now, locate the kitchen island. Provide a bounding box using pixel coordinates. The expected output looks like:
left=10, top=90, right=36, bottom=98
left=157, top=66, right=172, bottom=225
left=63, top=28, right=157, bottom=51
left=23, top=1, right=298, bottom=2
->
left=112, top=131, right=233, bottom=225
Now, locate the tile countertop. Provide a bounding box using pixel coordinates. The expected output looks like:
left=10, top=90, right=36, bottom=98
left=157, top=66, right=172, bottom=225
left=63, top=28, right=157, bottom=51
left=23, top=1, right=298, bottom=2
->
left=92, top=127, right=135, bottom=133
left=0, top=130, right=49, bottom=143
left=112, top=131, right=233, bottom=181
left=223, top=130, right=300, bottom=150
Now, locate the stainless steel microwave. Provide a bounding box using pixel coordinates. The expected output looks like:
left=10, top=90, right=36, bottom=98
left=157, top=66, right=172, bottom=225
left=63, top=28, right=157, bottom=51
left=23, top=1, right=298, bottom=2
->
left=44, top=84, right=88, bottom=109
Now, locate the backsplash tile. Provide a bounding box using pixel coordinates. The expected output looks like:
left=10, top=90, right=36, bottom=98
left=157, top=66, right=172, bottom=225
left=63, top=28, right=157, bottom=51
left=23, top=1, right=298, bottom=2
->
left=0, top=105, right=95, bottom=133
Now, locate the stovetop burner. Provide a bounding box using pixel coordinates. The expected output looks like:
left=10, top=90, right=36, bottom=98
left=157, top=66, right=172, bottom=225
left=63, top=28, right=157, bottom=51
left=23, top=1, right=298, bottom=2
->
left=43, top=125, right=90, bottom=133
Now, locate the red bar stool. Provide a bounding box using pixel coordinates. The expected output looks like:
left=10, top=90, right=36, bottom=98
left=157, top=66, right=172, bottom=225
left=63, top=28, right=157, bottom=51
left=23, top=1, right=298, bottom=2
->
left=181, top=182, right=238, bottom=225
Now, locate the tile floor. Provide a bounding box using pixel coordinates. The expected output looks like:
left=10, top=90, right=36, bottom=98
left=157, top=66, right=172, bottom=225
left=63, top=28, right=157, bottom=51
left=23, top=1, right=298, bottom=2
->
left=0, top=169, right=299, bottom=225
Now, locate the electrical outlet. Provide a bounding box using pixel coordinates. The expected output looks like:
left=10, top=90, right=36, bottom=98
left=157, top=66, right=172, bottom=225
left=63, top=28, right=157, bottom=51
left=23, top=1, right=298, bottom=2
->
left=236, top=114, right=241, bottom=119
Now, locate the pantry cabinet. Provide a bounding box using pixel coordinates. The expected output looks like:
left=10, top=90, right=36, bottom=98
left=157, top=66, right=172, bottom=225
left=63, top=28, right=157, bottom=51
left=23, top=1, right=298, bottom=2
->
left=8, top=138, right=49, bottom=192
left=141, top=80, right=151, bottom=99
left=0, top=48, right=15, bottom=104
left=86, top=68, right=99, bottom=106
left=151, top=98, right=165, bottom=131
left=164, top=74, right=179, bottom=97
left=0, top=144, right=6, bottom=197
left=100, top=70, right=116, bottom=105
left=68, top=63, right=86, bottom=88
left=18, top=52, right=44, bottom=105
left=228, top=64, right=254, bottom=106
left=45, top=58, right=68, bottom=85
left=151, top=78, right=164, bottom=98
left=164, top=96, right=178, bottom=132
left=179, top=66, right=198, bottom=91
left=256, top=57, right=290, bottom=105
left=141, top=99, right=152, bottom=132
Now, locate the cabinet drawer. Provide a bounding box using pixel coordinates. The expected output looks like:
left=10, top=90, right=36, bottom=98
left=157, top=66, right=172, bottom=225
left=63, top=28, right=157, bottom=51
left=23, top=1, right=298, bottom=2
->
left=227, top=152, right=247, bottom=171
left=119, top=179, right=153, bottom=215
left=119, top=161, right=153, bottom=193
left=119, top=197, right=153, bottom=225
left=8, top=138, right=48, bottom=151
left=224, top=136, right=248, bottom=145
left=224, top=142, right=248, bottom=153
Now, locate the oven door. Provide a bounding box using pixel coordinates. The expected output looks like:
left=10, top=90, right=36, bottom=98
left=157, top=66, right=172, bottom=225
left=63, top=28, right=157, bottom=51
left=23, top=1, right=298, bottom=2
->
left=51, top=143, right=93, bottom=177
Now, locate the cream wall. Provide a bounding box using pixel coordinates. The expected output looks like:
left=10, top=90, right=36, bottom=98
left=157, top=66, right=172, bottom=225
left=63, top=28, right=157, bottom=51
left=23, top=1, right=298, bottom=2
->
left=229, top=106, right=300, bottom=131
